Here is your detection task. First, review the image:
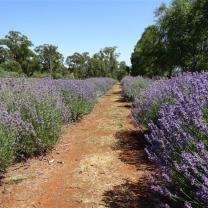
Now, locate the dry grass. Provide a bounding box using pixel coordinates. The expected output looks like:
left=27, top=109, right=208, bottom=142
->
left=72, top=152, right=125, bottom=207
left=88, top=135, right=115, bottom=147
left=106, top=106, right=122, bottom=114
left=77, top=153, right=118, bottom=179
left=3, top=175, right=29, bottom=184
left=98, top=120, right=124, bottom=131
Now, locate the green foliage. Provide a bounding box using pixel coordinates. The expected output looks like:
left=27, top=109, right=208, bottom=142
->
left=128, top=82, right=148, bottom=101
left=131, top=25, right=167, bottom=77
left=0, top=126, right=15, bottom=174
left=70, top=97, right=92, bottom=121
left=139, top=100, right=163, bottom=127
left=0, top=47, right=10, bottom=63
left=66, top=47, right=127, bottom=80
left=0, top=77, right=114, bottom=175
left=0, top=68, right=20, bottom=78
left=138, top=96, right=175, bottom=128
left=0, top=31, right=127, bottom=79
left=35, top=44, right=64, bottom=77
left=18, top=96, right=63, bottom=156
left=115, top=61, right=128, bottom=81
left=31, top=70, right=74, bottom=79
left=21, top=55, right=41, bottom=76
left=131, top=0, right=208, bottom=77
left=66, top=52, right=90, bottom=78
left=62, top=90, right=92, bottom=121
left=122, top=76, right=150, bottom=101
left=0, top=31, right=33, bottom=63
left=31, top=71, right=50, bottom=78
left=0, top=60, right=22, bottom=73
left=0, top=31, right=39, bottom=76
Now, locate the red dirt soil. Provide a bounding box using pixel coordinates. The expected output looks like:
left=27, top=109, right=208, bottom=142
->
left=0, top=84, right=153, bottom=208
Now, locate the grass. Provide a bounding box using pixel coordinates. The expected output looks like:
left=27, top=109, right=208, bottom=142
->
left=88, top=136, right=115, bottom=147
left=72, top=152, right=125, bottom=207
left=3, top=175, right=29, bottom=184
left=78, top=153, right=114, bottom=175
left=98, top=120, right=124, bottom=131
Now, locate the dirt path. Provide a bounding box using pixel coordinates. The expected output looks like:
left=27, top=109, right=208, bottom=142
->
left=0, top=84, right=153, bottom=208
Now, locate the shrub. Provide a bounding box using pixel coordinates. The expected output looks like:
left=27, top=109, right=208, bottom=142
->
left=0, top=66, right=21, bottom=77
left=62, top=90, right=92, bottom=121
left=0, top=61, right=23, bottom=73
left=0, top=126, right=15, bottom=174
left=0, top=77, right=115, bottom=175
left=121, top=76, right=150, bottom=101
left=129, top=72, right=208, bottom=207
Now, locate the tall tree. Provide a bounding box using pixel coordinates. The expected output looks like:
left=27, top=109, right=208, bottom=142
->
left=66, top=46, right=121, bottom=79
left=116, top=61, right=128, bottom=80
left=0, top=31, right=37, bottom=76
left=186, top=0, right=208, bottom=70
left=131, top=0, right=208, bottom=77
left=131, top=25, right=167, bottom=77
left=35, top=44, right=64, bottom=77
left=0, top=31, right=33, bottom=63
left=0, top=47, right=10, bottom=64
left=102, top=46, right=119, bottom=76
left=66, top=52, right=90, bottom=78
left=156, top=0, right=192, bottom=72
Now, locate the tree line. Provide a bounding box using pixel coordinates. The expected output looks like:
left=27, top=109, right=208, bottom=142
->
left=0, top=31, right=128, bottom=79
left=131, top=0, right=208, bottom=77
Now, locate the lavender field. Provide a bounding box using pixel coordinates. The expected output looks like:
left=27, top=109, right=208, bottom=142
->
left=0, top=77, right=115, bottom=174
left=0, top=0, right=208, bottom=206
left=122, top=72, right=208, bottom=207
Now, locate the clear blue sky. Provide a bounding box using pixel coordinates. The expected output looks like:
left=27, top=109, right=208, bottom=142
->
left=0, top=0, right=171, bottom=65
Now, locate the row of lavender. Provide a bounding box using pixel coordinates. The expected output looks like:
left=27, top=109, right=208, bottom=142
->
left=122, top=73, right=208, bottom=208
left=121, top=76, right=151, bottom=101
left=0, top=77, right=115, bottom=175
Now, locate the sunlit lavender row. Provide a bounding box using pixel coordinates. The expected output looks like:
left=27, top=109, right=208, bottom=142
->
left=0, top=77, right=115, bottom=174
left=121, top=76, right=150, bottom=101
left=122, top=72, right=208, bottom=208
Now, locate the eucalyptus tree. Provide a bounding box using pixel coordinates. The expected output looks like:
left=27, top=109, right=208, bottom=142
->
left=0, top=31, right=37, bottom=75
left=35, top=44, right=64, bottom=77
left=66, top=52, right=90, bottom=78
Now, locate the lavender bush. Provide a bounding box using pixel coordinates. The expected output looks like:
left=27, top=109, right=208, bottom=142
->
left=131, top=73, right=206, bottom=127
left=0, top=77, right=115, bottom=175
left=128, top=72, right=208, bottom=207
left=121, top=76, right=150, bottom=101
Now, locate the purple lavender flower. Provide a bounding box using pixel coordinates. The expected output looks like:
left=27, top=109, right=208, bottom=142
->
left=0, top=77, right=115, bottom=174
left=125, top=72, right=208, bottom=207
